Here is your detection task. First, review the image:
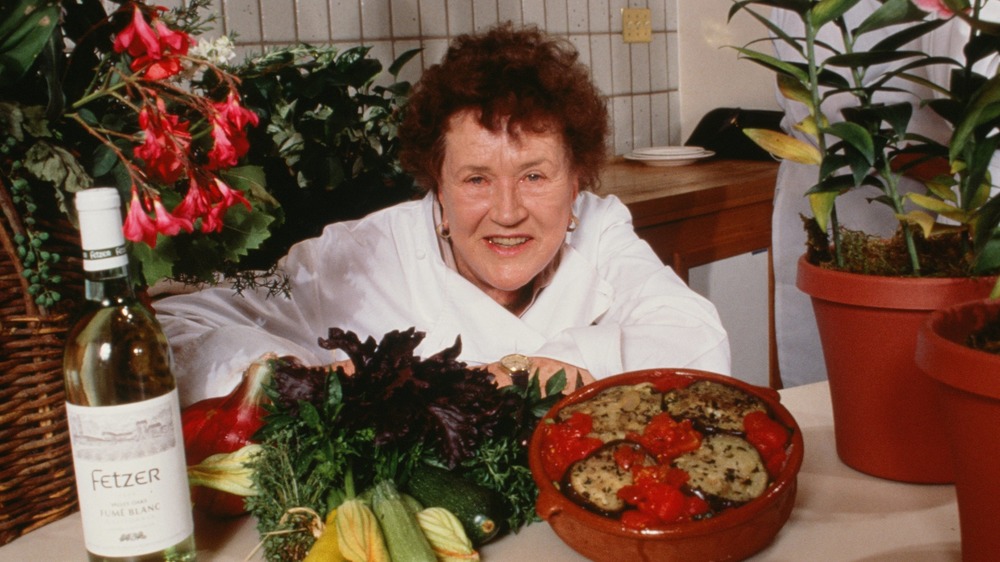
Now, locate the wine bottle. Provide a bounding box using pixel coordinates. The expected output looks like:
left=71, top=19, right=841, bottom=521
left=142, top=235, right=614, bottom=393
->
left=63, top=188, right=197, bottom=562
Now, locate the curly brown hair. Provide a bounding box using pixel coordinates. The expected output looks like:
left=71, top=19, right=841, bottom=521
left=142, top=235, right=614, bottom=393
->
left=399, top=23, right=609, bottom=193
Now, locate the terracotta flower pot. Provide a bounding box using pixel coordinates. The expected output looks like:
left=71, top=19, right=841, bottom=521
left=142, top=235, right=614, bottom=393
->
left=796, top=256, right=994, bottom=483
left=916, top=299, right=1000, bottom=562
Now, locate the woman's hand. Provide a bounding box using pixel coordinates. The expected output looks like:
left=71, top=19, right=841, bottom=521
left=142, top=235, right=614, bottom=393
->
left=328, top=358, right=354, bottom=376
left=486, top=356, right=594, bottom=392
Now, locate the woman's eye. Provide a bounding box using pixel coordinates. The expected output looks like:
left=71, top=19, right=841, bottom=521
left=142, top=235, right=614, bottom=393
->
left=524, top=173, right=544, bottom=182
left=466, top=176, right=486, bottom=185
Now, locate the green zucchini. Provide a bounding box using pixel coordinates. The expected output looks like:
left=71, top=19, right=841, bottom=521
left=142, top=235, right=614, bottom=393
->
left=371, top=480, right=437, bottom=562
left=405, top=463, right=502, bottom=546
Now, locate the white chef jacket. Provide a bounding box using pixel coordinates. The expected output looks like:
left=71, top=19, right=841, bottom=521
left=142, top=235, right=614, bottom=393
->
left=769, top=2, right=1000, bottom=387
left=157, top=191, right=731, bottom=407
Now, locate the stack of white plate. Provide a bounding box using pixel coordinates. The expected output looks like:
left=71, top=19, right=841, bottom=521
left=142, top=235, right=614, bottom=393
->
left=623, top=146, right=715, bottom=167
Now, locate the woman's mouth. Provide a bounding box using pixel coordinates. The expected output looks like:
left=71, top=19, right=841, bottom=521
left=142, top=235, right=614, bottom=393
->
left=488, top=236, right=529, bottom=248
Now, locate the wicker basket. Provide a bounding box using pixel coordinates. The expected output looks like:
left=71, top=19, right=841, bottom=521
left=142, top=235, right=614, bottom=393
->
left=0, top=184, right=83, bottom=546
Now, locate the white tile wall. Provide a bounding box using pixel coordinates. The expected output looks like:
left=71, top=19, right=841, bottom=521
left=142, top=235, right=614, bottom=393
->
left=204, top=0, right=679, bottom=154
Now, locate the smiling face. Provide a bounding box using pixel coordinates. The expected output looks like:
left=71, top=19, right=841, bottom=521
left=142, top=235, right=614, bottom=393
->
left=437, top=110, right=580, bottom=312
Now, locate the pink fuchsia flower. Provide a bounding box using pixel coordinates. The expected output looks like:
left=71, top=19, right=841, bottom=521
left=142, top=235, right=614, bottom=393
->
left=134, top=100, right=191, bottom=184
left=911, top=0, right=966, bottom=17
left=113, top=5, right=192, bottom=80
left=196, top=178, right=251, bottom=233
left=205, top=94, right=258, bottom=169
left=173, top=177, right=213, bottom=225
left=205, top=119, right=241, bottom=170
left=123, top=187, right=159, bottom=247
left=152, top=197, right=193, bottom=236
left=214, top=92, right=259, bottom=131
left=201, top=202, right=227, bottom=233
left=133, top=54, right=184, bottom=81
left=152, top=18, right=191, bottom=54
left=212, top=177, right=251, bottom=212
left=113, top=5, right=162, bottom=59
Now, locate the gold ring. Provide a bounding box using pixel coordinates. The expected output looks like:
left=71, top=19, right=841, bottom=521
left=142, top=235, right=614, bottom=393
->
left=499, top=353, right=532, bottom=377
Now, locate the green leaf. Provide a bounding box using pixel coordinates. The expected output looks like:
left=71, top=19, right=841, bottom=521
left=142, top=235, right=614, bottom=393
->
left=925, top=180, right=959, bottom=203
left=974, top=190, right=1000, bottom=257
left=809, top=191, right=839, bottom=232
left=388, top=48, right=421, bottom=77
left=221, top=165, right=278, bottom=207
left=23, top=140, right=93, bottom=202
left=0, top=101, right=27, bottom=141
left=91, top=143, right=119, bottom=178
left=868, top=18, right=948, bottom=51
left=825, top=121, right=876, bottom=165
left=777, top=73, right=814, bottom=109
left=896, top=211, right=935, bottom=238
left=826, top=50, right=928, bottom=72
left=812, top=0, right=861, bottom=28
left=732, top=47, right=811, bottom=85
left=974, top=236, right=1000, bottom=274
left=906, top=193, right=963, bottom=216
left=951, top=73, right=1000, bottom=159
left=131, top=241, right=176, bottom=287
left=216, top=201, right=276, bottom=263
left=856, top=0, right=934, bottom=35
left=743, top=128, right=822, bottom=165
left=729, top=0, right=812, bottom=21
left=0, top=0, right=60, bottom=81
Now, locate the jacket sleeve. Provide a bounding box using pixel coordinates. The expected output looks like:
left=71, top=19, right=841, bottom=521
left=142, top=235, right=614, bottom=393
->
left=532, top=194, right=731, bottom=378
left=156, top=229, right=346, bottom=406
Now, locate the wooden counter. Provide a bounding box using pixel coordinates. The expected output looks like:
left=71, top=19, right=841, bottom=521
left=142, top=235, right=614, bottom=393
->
left=596, top=158, right=778, bottom=281
left=597, top=157, right=781, bottom=387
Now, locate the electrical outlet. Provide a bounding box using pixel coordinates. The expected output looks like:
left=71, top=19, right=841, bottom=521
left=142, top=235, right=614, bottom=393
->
left=622, top=8, right=652, bottom=43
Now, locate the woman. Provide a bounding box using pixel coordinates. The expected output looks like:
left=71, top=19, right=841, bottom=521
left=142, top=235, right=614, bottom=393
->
left=157, top=24, right=730, bottom=407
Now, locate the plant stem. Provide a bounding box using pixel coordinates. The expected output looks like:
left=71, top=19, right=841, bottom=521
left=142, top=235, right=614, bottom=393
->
left=804, top=9, right=844, bottom=267
left=881, top=160, right=922, bottom=274
left=71, top=78, right=129, bottom=110
left=836, top=7, right=922, bottom=274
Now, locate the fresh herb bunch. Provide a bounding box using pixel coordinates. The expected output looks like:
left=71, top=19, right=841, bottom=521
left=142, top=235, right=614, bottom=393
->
left=246, top=327, right=569, bottom=561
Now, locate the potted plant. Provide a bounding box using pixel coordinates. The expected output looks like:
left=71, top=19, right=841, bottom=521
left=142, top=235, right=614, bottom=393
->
left=915, top=298, right=1000, bottom=561
left=729, top=0, right=1000, bottom=483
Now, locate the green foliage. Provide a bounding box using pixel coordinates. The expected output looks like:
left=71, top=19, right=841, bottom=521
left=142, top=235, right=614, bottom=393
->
left=731, top=0, right=1000, bottom=279
left=1, top=99, right=84, bottom=309
left=229, top=44, right=421, bottom=269
left=1, top=1, right=420, bottom=301
left=0, top=0, right=60, bottom=83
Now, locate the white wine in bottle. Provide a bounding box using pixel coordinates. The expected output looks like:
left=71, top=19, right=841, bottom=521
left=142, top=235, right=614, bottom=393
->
left=63, top=188, right=197, bottom=562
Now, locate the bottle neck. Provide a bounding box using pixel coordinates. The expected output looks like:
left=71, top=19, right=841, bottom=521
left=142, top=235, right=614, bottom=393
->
left=83, top=264, right=136, bottom=304
left=75, top=187, right=133, bottom=304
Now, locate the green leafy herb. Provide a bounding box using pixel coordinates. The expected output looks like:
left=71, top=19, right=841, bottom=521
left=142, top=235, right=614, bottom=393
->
left=248, top=327, right=567, bottom=560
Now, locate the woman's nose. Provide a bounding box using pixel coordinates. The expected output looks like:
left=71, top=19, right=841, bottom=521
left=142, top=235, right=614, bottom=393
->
left=490, top=180, right=528, bottom=225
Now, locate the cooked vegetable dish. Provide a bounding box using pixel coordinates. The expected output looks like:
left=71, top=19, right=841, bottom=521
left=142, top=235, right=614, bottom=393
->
left=539, top=377, right=792, bottom=529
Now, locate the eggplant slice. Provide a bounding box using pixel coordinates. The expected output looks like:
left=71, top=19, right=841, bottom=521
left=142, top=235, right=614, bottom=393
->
left=562, top=441, right=655, bottom=515
left=557, top=382, right=663, bottom=441
left=673, top=433, right=769, bottom=503
left=662, top=380, right=767, bottom=433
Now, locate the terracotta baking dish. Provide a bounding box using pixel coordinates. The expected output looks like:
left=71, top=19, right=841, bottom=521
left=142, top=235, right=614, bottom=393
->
left=528, top=369, right=803, bottom=562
